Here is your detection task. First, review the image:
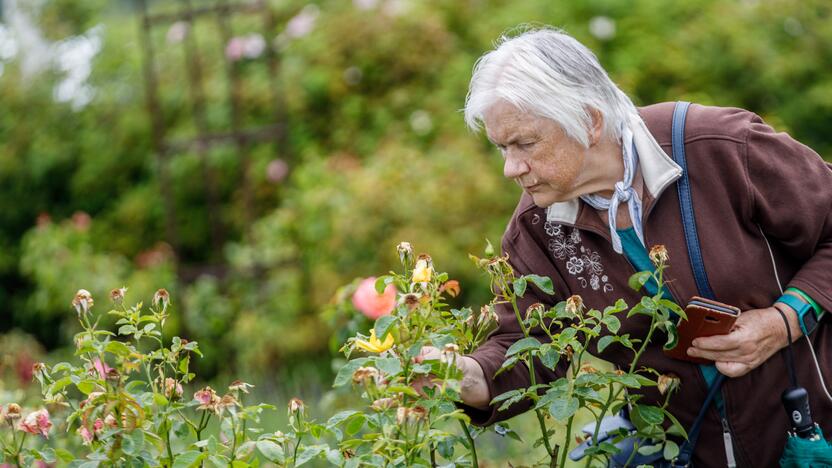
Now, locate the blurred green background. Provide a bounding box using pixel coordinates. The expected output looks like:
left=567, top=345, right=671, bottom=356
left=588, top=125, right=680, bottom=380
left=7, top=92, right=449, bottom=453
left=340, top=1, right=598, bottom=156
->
left=1, top=0, right=830, bottom=463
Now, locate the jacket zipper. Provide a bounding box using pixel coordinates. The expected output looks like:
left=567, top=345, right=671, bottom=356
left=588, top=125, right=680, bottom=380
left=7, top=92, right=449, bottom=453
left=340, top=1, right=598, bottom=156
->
left=721, top=416, right=737, bottom=467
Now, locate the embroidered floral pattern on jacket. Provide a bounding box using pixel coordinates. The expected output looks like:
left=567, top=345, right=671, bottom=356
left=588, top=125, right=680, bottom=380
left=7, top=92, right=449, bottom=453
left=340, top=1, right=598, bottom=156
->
left=544, top=223, right=614, bottom=293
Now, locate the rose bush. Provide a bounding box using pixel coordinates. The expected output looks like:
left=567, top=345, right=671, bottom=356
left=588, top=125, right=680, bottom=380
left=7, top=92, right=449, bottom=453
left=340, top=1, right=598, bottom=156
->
left=1, top=241, right=686, bottom=467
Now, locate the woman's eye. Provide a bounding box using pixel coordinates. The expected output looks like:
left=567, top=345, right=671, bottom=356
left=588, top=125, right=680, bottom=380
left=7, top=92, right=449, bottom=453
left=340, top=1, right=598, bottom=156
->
left=517, top=141, right=536, bottom=149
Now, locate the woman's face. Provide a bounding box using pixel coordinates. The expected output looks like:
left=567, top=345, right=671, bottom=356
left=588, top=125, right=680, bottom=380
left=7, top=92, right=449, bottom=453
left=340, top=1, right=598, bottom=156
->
left=483, top=101, right=590, bottom=208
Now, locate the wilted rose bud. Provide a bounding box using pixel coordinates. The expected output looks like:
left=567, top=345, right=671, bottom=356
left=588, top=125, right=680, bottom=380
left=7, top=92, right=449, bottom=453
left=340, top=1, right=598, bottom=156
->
left=72, top=289, right=94, bottom=317
left=194, top=386, right=221, bottom=413
left=440, top=280, right=461, bottom=298
left=396, top=242, right=413, bottom=267
left=228, top=380, right=254, bottom=394
left=153, top=289, right=170, bottom=311
left=219, top=394, right=239, bottom=414
left=648, top=244, right=669, bottom=266
left=352, top=366, right=381, bottom=386
left=579, top=364, right=598, bottom=374
left=19, top=409, right=52, bottom=438
left=32, top=362, right=45, bottom=375
left=5, top=403, right=21, bottom=421
left=110, top=287, right=127, bottom=304
left=78, top=425, right=93, bottom=445
left=93, top=418, right=104, bottom=434
left=565, top=295, right=584, bottom=315
left=440, top=343, right=460, bottom=365
left=105, top=368, right=121, bottom=384
left=525, top=303, right=545, bottom=321
left=370, top=397, right=398, bottom=411
left=657, top=373, right=681, bottom=395
left=396, top=406, right=408, bottom=425
left=288, top=398, right=304, bottom=415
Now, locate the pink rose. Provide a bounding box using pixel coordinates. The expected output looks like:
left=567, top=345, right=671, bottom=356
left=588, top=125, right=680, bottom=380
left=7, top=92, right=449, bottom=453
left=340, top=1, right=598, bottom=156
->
left=92, top=358, right=112, bottom=380
left=78, top=425, right=93, bottom=445
left=352, top=277, right=396, bottom=320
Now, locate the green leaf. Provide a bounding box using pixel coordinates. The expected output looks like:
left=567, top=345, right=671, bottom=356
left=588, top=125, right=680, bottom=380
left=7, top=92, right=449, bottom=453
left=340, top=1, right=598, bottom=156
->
left=664, top=322, right=679, bottom=350
left=256, top=440, right=284, bottom=463
left=345, top=413, right=366, bottom=436
left=48, top=376, right=73, bottom=394
left=663, top=440, right=680, bottom=460
left=597, top=335, right=616, bottom=353
left=549, top=396, right=579, bottom=421
left=373, top=315, right=397, bottom=342
left=512, top=277, right=528, bottom=297
left=105, top=340, right=132, bottom=357
left=295, top=445, right=327, bottom=467
left=326, top=410, right=359, bottom=429
left=117, top=325, right=137, bottom=336
left=538, top=344, right=560, bottom=370
left=525, top=274, right=555, bottom=295
left=172, top=451, right=206, bottom=468
left=633, top=404, right=664, bottom=426
left=494, top=356, right=518, bottom=378
left=374, top=276, right=392, bottom=294
left=637, top=444, right=662, bottom=456
left=76, top=380, right=97, bottom=395
left=640, top=296, right=658, bottom=312
left=122, top=430, right=144, bottom=456
left=659, top=299, right=687, bottom=320
left=491, top=389, right=522, bottom=405
left=602, top=315, right=621, bottom=333
left=505, top=337, right=541, bottom=357
left=54, top=448, right=75, bottom=463
left=374, top=357, right=402, bottom=376
left=154, top=393, right=169, bottom=406
left=628, top=271, right=652, bottom=291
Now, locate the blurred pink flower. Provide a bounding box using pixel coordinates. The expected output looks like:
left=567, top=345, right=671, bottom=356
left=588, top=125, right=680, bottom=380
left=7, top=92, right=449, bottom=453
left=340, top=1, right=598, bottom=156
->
left=225, top=37, right=246, bottom=62
left=166, top=21, right=189, bottom=44
left=352, top=277, right=396, bottom=320
left=19, top=409, right=51, bottom=438
left=92, top=358, right=112, bottom=380
left=285, top=5, right=319, bottom=39
left=266, top=159, right=289, bottom=183
left=72, top=211, right=91, bottom=231
left=93, top=418, right=104, bottom=434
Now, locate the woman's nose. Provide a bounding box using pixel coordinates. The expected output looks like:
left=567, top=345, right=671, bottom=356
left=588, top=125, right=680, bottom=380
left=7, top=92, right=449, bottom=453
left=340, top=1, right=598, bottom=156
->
left=503, top=154, right=529, bottom=179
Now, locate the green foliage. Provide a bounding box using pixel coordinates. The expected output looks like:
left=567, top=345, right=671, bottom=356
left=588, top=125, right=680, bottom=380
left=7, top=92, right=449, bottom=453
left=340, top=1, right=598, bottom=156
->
left=1, top=0, right=831, bottom=383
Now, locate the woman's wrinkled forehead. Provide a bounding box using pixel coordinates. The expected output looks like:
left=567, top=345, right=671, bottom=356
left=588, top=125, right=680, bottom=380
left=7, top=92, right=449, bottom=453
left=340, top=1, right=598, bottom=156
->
left=483, top=101, right=557, bottom=143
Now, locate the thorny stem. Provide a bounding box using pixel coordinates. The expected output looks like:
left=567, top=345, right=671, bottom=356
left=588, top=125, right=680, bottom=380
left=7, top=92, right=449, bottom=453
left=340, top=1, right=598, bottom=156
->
left=459, top=420, right=479, bottom=468
left=506, top=280, right=556, bottom=461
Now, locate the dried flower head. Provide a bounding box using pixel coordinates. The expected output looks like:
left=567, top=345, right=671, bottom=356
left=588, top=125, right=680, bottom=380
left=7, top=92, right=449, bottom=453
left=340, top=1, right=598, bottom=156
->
left=352, top=366, right=381, bottom=386
left=228, top=380, right=254, bottom=394
left=397, top=406, right=427, bottom=425
left=93, top=418, right=104, bottom=434
left=649, top=244, right=669, bottom=266
left=164, top=378, right=184, bottom=400
left=396, top=242, right=413, bottom=266
left=579, top=364, right=598, bottom=374
left=103, top=414, right=118, bottom=429
left=72, top=289, right=94, bottom=317
left=19, top=409, right=52, bottom=438
left=401, top=293, right=421, bottom=310
left=565, top=295, right=584, bottom=315
left=110, top=287, right=127, bottom=304
left=194, top=386, right=221, bottom=413
left=153, top=289, right=171, bottom=310
left=657, top=373, right=681, bottom=396
left=32, top=362, right=45, bottom=375
left=219, top=394, right=239, bottom=414
left=440, top=343, right=460, bottom=365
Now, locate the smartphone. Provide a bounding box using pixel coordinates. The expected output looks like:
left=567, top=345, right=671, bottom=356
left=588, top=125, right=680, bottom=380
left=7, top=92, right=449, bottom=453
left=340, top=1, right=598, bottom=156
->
left=663, top=296, right=741, bottom=364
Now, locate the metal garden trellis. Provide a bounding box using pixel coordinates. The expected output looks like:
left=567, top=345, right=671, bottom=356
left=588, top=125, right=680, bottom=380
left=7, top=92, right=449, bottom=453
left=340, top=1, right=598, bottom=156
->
left=135, top=0, right=288, bottom=280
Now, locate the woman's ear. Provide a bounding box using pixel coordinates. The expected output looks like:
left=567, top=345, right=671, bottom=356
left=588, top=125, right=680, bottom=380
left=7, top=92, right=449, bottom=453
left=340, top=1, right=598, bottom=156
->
left=588, top=107, right=604, bottom=147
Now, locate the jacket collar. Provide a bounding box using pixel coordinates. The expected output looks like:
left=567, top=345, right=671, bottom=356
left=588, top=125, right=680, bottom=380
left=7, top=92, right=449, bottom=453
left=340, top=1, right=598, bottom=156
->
left=545, top=114, right=682, bottom=225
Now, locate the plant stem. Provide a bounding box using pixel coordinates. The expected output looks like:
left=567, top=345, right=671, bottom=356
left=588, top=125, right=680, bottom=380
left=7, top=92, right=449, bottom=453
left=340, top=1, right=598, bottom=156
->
left=429, top=442, right=437, bottom=467
left=459, top=420, right=479, bottom=468
left=292, top=432, right=304, bottom=467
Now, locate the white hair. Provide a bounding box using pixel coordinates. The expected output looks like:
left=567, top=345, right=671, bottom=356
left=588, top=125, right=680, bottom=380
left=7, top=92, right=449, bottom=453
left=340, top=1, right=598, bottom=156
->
left=464, top=26, right=639, bottom=148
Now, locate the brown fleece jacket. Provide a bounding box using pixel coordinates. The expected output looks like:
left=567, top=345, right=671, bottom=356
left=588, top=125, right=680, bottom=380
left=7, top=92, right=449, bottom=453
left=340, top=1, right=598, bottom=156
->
left=465, top=102, right=832, bottom=467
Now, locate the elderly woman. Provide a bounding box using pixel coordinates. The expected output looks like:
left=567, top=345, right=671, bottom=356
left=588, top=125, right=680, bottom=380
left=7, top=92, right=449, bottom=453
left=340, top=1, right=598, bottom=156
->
left=441, top=28, right=832, bottom=466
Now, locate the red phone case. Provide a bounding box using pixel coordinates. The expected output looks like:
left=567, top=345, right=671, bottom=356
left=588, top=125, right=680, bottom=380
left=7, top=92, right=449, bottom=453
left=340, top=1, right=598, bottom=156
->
left=663, top=296, right=741, bottom=364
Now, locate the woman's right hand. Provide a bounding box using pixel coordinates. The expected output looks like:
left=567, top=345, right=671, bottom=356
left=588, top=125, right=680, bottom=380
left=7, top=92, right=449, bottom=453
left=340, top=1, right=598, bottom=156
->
left=413, top=346, right=491, bottom=410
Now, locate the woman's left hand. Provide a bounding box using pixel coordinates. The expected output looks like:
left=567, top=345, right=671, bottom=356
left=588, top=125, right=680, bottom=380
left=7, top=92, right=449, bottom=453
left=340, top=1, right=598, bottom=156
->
left=686, top=305, right=801, bottom=377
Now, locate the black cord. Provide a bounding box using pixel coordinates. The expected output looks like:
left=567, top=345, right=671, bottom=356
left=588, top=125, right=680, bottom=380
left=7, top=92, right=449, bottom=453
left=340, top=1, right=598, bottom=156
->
left=775, top=307, right=799, bottom=388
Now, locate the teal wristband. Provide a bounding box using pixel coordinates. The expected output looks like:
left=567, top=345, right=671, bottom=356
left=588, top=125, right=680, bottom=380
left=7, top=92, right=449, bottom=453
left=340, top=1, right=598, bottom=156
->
left=777, top=293, right=818, bottom=336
